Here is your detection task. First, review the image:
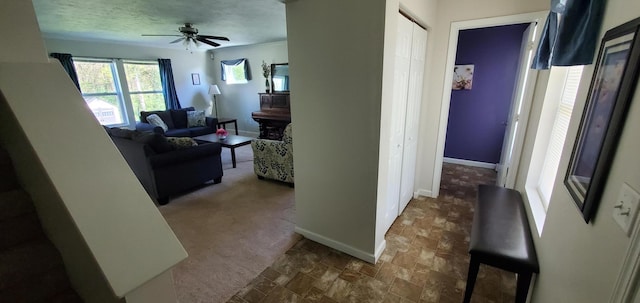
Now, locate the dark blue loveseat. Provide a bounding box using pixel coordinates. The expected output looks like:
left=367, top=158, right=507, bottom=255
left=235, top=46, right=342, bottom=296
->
left=135, top=107, right=218, bottom=137
left=106, top=127, right=223, bottom=205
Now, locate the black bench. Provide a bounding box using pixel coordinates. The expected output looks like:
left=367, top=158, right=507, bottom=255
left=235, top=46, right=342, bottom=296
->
left=463, top=185, right=539, bottom=303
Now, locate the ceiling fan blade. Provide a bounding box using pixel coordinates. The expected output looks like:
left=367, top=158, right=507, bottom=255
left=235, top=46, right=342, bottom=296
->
left=196, top=37, right=220, bottom=47
left=193, top=38, right=200, bottom=47
left=197, top=35, right=230, bottom=41
left=141, top=34, right=183, bottom=37
left=170, top=37, right=185, bottom=44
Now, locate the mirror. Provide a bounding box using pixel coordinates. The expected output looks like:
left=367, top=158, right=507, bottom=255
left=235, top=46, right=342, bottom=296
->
left=271, top=63, right=290, bottom=93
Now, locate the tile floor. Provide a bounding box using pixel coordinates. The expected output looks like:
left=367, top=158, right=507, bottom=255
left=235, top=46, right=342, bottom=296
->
left=227, top=163, right=516, bottom=303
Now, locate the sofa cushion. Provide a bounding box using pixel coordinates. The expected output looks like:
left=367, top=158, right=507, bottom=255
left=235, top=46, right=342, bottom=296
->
left=109, top=127, right=136, bottom=139
left=166, top=137, right=198, bottom=150
left=141, top=110, right=175, bottom=129
left=146, top=114, right=169, bottom=132
left=170, top=107, right=195, bottom=129
left=187, top=110, right=206, bottom=127
left=132, top=132, right=174, bottom=154
left=189, top=126, right=214, bottom=137
left=164, top=128, right=192, bottom=137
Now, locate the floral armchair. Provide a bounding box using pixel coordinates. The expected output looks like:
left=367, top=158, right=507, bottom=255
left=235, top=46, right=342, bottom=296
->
left=251, top=123, right=294, bottom=185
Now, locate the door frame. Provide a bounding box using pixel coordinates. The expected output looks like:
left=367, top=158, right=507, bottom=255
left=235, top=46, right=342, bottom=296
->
left=431, top=11, right=548, bottom=197
left=496, top=22, right=537, bottom=188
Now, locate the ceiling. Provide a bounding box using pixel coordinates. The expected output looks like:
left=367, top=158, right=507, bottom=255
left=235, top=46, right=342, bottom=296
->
left=31, top=0, right=287, bottom=50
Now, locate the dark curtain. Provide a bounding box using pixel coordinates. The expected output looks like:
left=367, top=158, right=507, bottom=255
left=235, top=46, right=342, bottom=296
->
left=220, top=58, right=250, bottom=81
left=158, top=59, right=182, bottom=109
left=283, top=76, right=290, bottom=91
left=532, top=0, right=607, bottom=69
left=50, top=53, right=81, bottom=91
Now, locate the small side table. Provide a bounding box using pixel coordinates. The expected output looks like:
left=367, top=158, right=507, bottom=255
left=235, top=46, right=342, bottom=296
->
left=216, top=117, right=238, bottom=135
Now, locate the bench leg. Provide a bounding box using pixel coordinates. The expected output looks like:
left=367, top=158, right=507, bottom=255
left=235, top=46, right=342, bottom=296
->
left=515, top=272, right=533, bottom=303
left=463, top=257, right=480, bottom=303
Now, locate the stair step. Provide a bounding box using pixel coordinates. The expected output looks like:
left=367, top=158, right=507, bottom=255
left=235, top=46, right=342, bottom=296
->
left=0, top=189, right=35, bottom=222
left=0, top=212, right=45, bottom=250
left=0, top=265, right=80, bottom=303
left=0, top=240, right=65, bottom=290
left=0, top=148, right=18, bottom=193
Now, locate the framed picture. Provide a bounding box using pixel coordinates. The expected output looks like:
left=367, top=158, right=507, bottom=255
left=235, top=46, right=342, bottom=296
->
left=452, top=64, right=474, bottom=90
left=565, top=17, right=640, bottom=223
left=191, top=73, right=201, bottom=85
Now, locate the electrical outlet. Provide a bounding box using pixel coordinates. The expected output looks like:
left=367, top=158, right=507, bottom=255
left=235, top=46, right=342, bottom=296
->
left=612, top=183, right=640, bottom=236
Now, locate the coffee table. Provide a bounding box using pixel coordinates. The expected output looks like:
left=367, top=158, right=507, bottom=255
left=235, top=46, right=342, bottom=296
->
left=193, top=134, right=254, bottom=168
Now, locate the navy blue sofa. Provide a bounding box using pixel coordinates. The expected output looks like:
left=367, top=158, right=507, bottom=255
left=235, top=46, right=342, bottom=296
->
left=135, top=107, right=218, bottom=137
left=105, top=127, right=223, bottom=205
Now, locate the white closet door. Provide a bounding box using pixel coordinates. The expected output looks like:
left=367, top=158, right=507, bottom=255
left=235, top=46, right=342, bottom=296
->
left=399, top=23, right=427, bottom=213
left=383, top=14, right=413, bottom=232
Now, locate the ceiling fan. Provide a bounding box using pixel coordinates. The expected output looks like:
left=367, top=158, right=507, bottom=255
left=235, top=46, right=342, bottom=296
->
left=142, top=23, right=229, bottom=48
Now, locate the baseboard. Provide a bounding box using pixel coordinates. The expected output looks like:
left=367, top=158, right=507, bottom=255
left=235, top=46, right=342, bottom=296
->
left=295, top=226, right=377, bottom=264
left=443, top=157, right=496, bottom=169
left=374, top=240, right=386, bottom=263
left=416, top=189, right=434, bottom=198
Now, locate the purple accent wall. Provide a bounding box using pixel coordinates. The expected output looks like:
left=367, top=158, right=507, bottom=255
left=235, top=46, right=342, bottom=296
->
left=444, top=23, right=529, bottom=164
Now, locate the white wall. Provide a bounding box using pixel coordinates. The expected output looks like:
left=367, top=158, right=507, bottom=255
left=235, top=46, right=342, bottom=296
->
left=286, top=0, right=386, bottom=262
left=1, top=1, right=186, bottom=302
left=0, top=0, right=48, bottom=63
left=209, top=41, right=288, bottom=135
left=414, top=0, right=549, bottom=196
left=514, top=0, right=640, bottom=301
left=44, top=38, right=211, bottom=119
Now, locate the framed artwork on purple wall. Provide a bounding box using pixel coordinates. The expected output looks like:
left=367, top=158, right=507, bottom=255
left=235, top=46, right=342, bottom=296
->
left=565, top=16, right=640, bottom=223
left=452, top=64, right=474, bottom=90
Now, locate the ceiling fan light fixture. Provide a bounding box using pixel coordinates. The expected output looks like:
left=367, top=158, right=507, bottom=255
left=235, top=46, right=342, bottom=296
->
left=142, top=23, right=229, bottom=50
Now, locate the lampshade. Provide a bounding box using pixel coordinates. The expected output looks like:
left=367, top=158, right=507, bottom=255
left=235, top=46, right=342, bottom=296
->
left=208, top=84, right=221, bottom=95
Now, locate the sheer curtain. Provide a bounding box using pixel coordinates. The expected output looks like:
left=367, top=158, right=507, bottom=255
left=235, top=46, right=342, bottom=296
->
left=158, top=59, right=182, bottom=109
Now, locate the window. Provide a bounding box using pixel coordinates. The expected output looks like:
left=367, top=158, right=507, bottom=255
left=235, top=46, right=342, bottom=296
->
left=123, top=61, right=165, bottom=121
left=74, top=59, right=126, bottom=125
left=536, top=66, right=583, bottom=206
left=525, top=65, right=583, bottom=234
left=74, top=58, right=166, bottom=126
left=221, top=59, right=249, bottom=84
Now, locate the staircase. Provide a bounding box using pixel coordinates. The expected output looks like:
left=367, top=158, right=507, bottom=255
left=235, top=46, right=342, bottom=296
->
left=0, top=148, right=82, bottom=302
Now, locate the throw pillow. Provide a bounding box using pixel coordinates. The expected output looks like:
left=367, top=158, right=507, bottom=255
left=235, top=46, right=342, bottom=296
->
left=166, top=137, right=198, bottom=150
left=141, top=110, right=175, bottom=129
left=146, top=114, right=169, bottom=132
left=187, top=110, right=206, bottom=127
left=169, top=107, right=195, bottom=129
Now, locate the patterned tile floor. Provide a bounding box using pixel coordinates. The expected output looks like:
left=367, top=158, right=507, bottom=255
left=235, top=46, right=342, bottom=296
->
left=227, top=163, right=515, bottom=303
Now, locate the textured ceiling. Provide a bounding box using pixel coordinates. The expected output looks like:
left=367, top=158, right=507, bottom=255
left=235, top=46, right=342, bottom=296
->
left=32, top=0, right=287, bottom=50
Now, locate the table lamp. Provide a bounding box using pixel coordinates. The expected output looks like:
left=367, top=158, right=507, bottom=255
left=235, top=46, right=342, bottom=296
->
left=208, top=84, right=222, bottom=117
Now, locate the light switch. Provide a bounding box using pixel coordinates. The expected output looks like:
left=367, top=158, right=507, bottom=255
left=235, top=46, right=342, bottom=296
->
left=612, top=183, right=640, bottom=236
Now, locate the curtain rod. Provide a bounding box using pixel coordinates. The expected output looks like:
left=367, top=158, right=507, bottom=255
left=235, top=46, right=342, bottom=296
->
left=72, top=56, right=161, bottom=62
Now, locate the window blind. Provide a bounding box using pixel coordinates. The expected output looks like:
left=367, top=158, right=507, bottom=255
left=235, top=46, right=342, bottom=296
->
left=537, top=66, right=583, bottom=208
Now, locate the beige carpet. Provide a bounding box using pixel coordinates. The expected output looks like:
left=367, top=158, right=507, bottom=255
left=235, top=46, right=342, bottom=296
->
left=159, top=144, right=301, bottom=303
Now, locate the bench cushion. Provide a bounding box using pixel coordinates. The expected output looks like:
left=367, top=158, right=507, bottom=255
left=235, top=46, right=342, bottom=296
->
left=470, top=185, right=539, bottom=273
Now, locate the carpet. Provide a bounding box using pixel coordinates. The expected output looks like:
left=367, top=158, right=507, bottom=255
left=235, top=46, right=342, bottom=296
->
left=159, top=144, right=301, bottom=303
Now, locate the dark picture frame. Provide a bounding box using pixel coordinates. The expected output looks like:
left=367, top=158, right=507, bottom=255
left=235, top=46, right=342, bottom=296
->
left=191, top=73, right=200, bottom=85
left=565, top=17, right=640, bottom=223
